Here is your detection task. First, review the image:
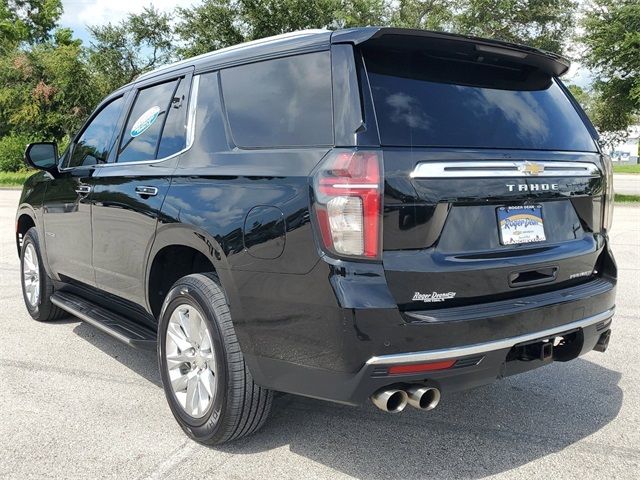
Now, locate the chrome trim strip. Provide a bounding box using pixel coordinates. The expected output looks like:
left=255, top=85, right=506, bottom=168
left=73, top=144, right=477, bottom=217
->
left=366, top=307, right=614, bottom=366
left=96, top=74, right=200, bottom=168
left=184, top=74, right=200, bottom=149
left=410, top=161, right=601, bottom=179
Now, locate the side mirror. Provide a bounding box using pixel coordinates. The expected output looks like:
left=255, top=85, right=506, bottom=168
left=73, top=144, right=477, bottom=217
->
left=24, top=142, right=58, bottom=172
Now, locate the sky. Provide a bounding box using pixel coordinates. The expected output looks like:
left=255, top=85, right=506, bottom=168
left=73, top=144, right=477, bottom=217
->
left=58, top=0, right=592, bottom=87
left=60, top=0, right=191, bottom=44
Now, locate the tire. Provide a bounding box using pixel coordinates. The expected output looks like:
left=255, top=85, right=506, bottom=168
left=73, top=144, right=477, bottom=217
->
left=20, top=227, right=65, bottom=322
left=158, top=273, right=273, bottom=445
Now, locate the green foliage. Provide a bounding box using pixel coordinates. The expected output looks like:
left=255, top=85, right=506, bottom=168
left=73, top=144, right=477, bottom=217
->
left=88, top=6, right=175, bottom=93
left=615, top=193, right=640, bottom=203
left=175, top=1, right=389, bottom=57
left=389, top=0, right=458, bottom=30
left=567, top=85, right=593, bottom=115
left=0, top=170, right=34, bottom=186
left=0, top=134, right=31, bottom=172
left=0, top=35, right=100, bottom=140
left=175, top=0, right=577, bottom=57
left=455, top=0, right=576, bottom=54
left=0, top=0, right=63, bottom=50
left=582, top=0, right=640, bottom=135
left=613, top=164, right=640, bottom=174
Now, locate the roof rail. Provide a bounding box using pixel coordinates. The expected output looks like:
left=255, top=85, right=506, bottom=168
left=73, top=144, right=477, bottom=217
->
left=135, top=29, right=330, bottom=82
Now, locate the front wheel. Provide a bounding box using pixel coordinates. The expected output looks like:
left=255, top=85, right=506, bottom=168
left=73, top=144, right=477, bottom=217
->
left=158, top=273, right=273, bottom=445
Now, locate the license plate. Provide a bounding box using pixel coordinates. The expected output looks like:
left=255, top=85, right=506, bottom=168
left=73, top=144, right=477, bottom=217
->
left=497, top=205, right=546, bottom=245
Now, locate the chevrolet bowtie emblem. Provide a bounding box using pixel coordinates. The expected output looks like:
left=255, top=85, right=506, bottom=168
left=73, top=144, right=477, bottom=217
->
left=519, top=162, right=545, bottom=176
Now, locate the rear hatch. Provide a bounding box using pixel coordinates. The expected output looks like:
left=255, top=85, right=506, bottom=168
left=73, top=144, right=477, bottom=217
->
left=358, top=33, right=607, bottom=310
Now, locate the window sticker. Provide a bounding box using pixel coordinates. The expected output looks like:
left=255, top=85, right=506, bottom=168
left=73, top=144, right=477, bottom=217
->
left=130, top=106, right=161, bottom=137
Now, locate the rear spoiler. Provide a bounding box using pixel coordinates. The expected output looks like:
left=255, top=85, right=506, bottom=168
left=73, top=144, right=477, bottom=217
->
left=331, top=27, right=570, bottom=77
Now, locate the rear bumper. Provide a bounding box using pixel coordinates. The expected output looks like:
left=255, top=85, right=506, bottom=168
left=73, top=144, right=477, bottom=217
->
left=247, top=306, right=614, bottom=405
left=367, top=307, right=614, bottom=367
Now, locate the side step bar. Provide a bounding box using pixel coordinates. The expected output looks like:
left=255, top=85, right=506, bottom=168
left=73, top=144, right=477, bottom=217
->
left=51, top=291, right=157, bottom=350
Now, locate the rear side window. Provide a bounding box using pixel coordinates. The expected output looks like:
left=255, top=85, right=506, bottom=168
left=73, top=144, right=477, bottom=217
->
left=157, top=78, right=190, bottom=159
left=221, top=52, right=332, bottom=148
left=362, top=46, right=597, bottom=152
left=118, top=77, right=188, bottom=163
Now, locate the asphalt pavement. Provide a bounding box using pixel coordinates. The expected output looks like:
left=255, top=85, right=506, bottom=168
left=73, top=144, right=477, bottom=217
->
left=1, top=189, right=639, bottom=479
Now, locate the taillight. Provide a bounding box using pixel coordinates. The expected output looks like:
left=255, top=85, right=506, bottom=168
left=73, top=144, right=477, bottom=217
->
left=312, top=150, right=383, bottom=259
left=602, top=154, right=614, bottom=231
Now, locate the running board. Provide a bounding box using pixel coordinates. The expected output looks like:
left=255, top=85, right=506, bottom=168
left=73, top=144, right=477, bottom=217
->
left=51, top=291, right=157, bottom=350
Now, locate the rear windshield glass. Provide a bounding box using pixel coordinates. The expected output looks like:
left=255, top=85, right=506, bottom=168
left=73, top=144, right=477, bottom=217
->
left=362, top=46, right=596, bottom=152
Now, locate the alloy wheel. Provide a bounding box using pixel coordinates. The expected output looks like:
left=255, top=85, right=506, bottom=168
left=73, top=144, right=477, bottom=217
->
left=165, top=304, right=217, bottom=418
left=22, top=243, right=40, bottom=307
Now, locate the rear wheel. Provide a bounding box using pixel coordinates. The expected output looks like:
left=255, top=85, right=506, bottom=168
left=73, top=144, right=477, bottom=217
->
left=20, top=228, right=65, bottom=322
left=158, top=273, right=273, bottom=445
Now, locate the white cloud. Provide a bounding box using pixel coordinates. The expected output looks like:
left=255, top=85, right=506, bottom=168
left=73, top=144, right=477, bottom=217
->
left=61, top=0, right=192, bottom=30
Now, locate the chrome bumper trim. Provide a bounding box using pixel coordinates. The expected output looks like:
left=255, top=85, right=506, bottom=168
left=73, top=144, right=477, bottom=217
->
left=366, top=307, right=615, bottom=366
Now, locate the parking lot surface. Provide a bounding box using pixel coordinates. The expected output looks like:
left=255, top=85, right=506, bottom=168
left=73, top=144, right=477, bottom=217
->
left=614, top=173, right=640, bottom=195
left=1, top=189, right=639, bottom=479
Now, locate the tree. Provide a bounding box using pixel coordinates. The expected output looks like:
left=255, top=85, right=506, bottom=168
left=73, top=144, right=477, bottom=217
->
left=0, top=30, right=99, bottom=139
left=390, top=0, right=458, bottom=30
left=581, top=0, right=640, bottom=136
left=175, top=0, right=389, bottom=57
left=88, top=5, right=174, bottom=93
left=175, top=0, right=578, bottom=58
left=456, top=0, right=577, bottom=54
left=1, top=0, right=63, bottom=51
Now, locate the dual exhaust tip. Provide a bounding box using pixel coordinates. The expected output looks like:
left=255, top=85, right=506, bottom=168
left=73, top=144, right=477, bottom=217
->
left=371, top=385, right=441, bottom=413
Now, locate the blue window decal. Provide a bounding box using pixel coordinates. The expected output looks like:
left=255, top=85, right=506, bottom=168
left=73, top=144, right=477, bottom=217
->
left=130, top=106, right=161, bottom=137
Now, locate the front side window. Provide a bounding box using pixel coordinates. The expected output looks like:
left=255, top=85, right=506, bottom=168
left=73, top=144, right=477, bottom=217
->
left=67, top=96, right=125, bottom=168
left=118, top=78, right=189, bottom=163
left=221, top=52, right=333, bottom=148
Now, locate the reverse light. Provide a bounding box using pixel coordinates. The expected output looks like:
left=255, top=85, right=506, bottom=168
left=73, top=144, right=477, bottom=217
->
left=312, top=150, right=383, bottom=258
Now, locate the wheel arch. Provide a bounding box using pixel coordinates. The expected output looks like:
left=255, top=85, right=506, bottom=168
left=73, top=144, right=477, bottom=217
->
left=146, top=224, right=236, bottom=319
left=15, top=207, right=38, bottom=254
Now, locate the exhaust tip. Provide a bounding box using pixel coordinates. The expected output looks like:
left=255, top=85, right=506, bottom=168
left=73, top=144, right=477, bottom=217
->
left=406, top=385, right=441, bottom=411
left=371, top=388, right=408, bottom=413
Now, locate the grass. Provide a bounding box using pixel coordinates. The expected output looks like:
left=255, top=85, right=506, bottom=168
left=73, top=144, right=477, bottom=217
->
left=0, top=170, right=33, bottom=187
left=614, top=193, right=640, bottom=203
left=613, top=164, right=640, bottom=174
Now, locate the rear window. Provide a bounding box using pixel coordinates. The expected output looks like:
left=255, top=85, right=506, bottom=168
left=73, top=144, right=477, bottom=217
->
left=221, top=52, right=333, bottom=148
left=118, top=77, right=189, bottom=163
left=362, top=46, right=596, bottom=152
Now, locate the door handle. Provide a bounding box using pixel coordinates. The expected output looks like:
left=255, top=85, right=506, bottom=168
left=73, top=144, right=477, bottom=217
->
left=135, top=186, right=159, bottom=197
left=75, top=184, right=92, bottom=195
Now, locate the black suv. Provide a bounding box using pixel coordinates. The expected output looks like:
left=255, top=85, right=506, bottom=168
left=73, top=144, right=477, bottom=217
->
left=16, top=28, right=616, bottom=445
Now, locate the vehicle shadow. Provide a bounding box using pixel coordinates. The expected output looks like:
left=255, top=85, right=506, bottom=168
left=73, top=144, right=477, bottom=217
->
left=70, top=319, right=622, bottom=479
left=221, top=358, right=622, bottom=479
left=71, top=320, right=162, bottom=387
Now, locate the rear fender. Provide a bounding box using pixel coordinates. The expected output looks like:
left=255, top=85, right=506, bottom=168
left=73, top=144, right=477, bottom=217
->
left=145, top=224, right=239, bottom=316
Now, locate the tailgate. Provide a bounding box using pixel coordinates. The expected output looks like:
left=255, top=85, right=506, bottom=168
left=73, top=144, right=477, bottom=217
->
left=382, top=149, right=606, bottom=309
